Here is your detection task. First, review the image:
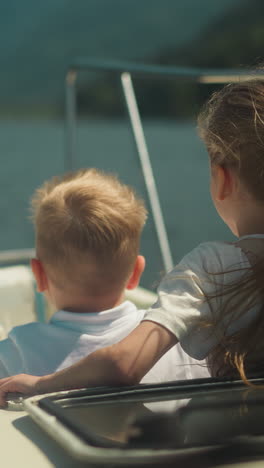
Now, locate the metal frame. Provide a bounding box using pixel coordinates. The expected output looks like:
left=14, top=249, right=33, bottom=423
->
left=65, top=59, right=264, bottom=272
left=25, top=376, right=264, bottom=465
left=0, top=61, right=261, bottom=324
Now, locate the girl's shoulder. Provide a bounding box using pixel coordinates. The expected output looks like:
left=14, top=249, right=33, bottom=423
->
left=157, top=240, right=246, bottom=300
left=177, top=240, right=248, bottom=275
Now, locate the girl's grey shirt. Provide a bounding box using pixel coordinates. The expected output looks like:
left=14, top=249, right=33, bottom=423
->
left=143, top=235, right=264, bottom=360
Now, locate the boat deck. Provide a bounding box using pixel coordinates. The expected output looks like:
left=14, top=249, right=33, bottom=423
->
left=1, top=407, right=89, bottom=468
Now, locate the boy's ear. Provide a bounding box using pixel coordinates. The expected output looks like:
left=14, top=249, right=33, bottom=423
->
left=30, top=258, right=48, bottom=292
left=126, top=255, right=145, bottom=290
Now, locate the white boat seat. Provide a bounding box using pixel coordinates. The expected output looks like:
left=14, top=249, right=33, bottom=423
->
left=0, top=265, right=42, bottom=339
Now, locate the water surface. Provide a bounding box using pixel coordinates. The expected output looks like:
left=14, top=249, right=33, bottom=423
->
left=0, top=119, right=233, bottom=289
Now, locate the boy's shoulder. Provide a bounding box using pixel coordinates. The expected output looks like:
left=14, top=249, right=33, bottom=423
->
left=7, top=321, right=51, bottom=340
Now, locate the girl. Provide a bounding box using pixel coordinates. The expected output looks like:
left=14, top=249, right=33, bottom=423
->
left=0, top=78, right=264, bottom=403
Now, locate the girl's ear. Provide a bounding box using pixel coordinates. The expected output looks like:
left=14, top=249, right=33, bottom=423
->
left=30, top=258, right=48, bottom=292
left=212, top=164, right=233, bottom=201
left=126, top=255, right=145, bottom=290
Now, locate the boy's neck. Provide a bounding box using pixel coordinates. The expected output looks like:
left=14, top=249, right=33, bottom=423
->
left=53, top=291, right=126, bottom=313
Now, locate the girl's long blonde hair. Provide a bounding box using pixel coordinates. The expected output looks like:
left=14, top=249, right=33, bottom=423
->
left=198, top=79, right=264, bottom=382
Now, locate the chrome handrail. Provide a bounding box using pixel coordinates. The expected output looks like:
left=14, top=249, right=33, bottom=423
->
left=121, top=72, right=173, bottom=272
left=65, top=59, right=264, bottom=272
left=66, top=58, right=262, bottom=82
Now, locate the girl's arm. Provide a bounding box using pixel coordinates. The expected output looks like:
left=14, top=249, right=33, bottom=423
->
left=0, top=320, right=177, bottom=406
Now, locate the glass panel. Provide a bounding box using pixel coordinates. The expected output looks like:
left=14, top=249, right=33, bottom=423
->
left=42, top=384, right=264, bottom=448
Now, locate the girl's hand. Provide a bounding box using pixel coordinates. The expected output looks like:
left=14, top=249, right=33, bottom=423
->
left=0, top=374, right=42, bottom=407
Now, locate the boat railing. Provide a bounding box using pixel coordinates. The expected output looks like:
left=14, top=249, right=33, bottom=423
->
left=65, top=59, right=264, bottom=273
left=0, top=61, right=261, bottom=330
left=0, top=62, right=262, bottom=272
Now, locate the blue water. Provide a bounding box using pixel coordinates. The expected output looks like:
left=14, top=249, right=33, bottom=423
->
left=0, top=118, right=233, bottom=289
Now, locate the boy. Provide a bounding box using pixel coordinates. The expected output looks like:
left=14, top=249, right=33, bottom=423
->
left=0, top=168, right=209, bottom=383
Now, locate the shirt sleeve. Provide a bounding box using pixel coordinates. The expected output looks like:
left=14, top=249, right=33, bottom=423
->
left=143, top=241, right=249, bottom=360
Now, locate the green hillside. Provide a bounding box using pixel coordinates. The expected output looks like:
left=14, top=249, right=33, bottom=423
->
left=157, top=0, right=264, bottom=68
left=76, top=0, right=264, bottom=119
left=0, top=0, right=239, bottom=114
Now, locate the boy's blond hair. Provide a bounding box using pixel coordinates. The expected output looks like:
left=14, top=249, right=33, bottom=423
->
left=31, top=169, right=147, bottom=293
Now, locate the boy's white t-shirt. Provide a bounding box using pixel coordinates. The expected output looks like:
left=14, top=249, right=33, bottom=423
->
left=144, top=236, right=263, bottom=360
left=0, top=300, right=209, bottom=381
